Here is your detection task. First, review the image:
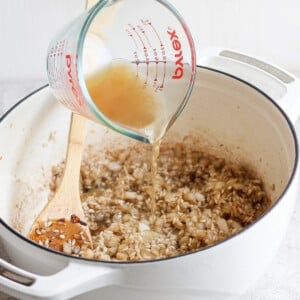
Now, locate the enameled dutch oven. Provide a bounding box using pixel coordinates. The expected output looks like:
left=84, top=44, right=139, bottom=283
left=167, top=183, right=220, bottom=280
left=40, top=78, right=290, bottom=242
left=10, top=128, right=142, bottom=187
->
left=0, top=49, right=299, bottom=300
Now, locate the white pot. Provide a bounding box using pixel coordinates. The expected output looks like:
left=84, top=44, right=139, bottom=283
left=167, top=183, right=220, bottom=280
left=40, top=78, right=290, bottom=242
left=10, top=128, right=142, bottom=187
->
left=0, top=49, right=299, bottom=300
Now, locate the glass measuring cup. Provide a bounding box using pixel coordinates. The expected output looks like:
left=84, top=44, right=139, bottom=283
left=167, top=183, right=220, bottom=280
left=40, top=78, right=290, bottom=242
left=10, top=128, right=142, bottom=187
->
left=47, top=0, right=196, bottom=143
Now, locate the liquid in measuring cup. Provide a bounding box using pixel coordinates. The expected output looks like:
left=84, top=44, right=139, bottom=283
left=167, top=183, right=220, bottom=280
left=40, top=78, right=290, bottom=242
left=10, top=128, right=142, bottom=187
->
left=85, top=60, right=168, bottom=143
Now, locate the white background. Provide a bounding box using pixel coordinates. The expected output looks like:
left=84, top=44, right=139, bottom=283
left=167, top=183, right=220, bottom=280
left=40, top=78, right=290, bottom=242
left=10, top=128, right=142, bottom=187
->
left=1, top=0, right=300, bottom=82
left=0, top=1, right=300, bottom=299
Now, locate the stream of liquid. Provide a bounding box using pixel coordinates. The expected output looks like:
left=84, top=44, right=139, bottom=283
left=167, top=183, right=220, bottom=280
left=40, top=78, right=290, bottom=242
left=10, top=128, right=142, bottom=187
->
left=150, top=139, right=162, bottom=213
left=85, top=61, right=167, bottom=212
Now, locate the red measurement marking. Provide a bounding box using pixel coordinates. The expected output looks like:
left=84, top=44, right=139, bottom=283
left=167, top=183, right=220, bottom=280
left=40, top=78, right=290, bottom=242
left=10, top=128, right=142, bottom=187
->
left=128, top=24, right=146, bottom=49
left=153, top=64, right=158, bottom=88
left=142, top=20, right=166, bottom=90
left=128, top=24, right=151, bottom=84
left=146, top=21, right=163, bottom=46
left=151, top=48, right=159, bottom=88
left=160, top=61, right=166, bottom=90
left=144, top=65, right=149, bottom=85
left=133, top=51, right=140, bottom=77
left=159, top=43, right=167, bottom=90
left=126, top=29, right=139, bottom=49
left=153, top=47, right=159, bottom=73
left=143, top=45, right=150, bottom=84
left=152, top=68, right=159, bottom=89
left=137, top=25, right=151, bottom=47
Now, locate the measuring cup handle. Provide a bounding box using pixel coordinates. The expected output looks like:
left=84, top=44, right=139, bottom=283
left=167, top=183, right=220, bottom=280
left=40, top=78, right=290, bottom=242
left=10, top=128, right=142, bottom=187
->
left=197, top=47, right=300, bottom=124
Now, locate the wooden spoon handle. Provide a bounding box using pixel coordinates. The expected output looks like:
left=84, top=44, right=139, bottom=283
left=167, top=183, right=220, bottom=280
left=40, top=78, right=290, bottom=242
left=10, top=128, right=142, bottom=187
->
left=61, top=113, right=88, bottom=187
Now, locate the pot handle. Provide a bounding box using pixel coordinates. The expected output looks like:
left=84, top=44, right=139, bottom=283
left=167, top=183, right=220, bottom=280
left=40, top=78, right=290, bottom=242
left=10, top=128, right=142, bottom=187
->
left=0, top=257, right=121, bottom=299
left=197, top=48, right=300, bottom=124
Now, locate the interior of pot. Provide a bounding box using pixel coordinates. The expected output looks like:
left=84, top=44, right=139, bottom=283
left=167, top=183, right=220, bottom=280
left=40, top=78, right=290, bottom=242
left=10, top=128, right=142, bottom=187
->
left=169, top=68, right=296, bottom=201
left=0, top=67, right=296, bottom=240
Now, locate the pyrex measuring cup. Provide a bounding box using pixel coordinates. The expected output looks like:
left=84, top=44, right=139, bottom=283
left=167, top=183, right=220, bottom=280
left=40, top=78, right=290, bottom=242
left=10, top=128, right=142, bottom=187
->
left=47, top=0, right=196, bottom=143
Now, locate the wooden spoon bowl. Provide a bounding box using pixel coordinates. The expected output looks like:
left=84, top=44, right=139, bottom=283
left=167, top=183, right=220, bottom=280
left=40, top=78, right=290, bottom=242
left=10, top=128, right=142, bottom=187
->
left=28, top=113, right=93, bottom=254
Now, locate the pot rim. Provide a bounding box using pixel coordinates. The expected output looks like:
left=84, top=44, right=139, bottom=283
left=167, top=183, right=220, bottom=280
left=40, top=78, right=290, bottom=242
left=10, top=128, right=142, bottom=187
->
left=0, top=66, right=298, bottom=265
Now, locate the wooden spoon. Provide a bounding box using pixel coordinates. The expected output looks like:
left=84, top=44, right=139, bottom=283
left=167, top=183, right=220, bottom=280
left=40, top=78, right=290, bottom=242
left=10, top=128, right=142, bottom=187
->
left=28, top=113, right=93, bottom=254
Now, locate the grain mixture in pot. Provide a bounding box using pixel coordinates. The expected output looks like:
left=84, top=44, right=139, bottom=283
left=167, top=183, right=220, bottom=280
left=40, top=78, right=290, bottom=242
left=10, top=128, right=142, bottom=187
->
left=49, top=138, right=271, bottom=261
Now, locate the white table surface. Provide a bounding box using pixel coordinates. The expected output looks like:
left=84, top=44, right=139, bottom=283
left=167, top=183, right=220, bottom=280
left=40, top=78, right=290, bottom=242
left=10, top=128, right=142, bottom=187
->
left=0, top=79, right=300, bottom=300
